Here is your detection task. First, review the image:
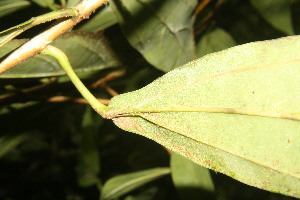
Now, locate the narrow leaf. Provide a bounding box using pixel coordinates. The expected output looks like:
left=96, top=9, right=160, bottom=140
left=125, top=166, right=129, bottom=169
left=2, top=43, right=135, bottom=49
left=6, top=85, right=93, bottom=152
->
left=0, top=133, right=29, bottom=158
left=0, top=0, right=31, bottom=18
left=76, top=107, right=102, bottom=187
left=110, top=0, right=197, bottom=72
left=0, top=32, right=120, bottom=78
left=101, top=167, right=170, bottom=200
left=250, top=0, right=294, bottom=35
left=102, top=35, right=300, bottom=198
left=171, top=153, right=215, bottom=200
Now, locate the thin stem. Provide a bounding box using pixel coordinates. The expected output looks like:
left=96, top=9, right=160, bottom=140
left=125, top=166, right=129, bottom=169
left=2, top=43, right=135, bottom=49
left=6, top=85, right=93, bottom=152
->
left=0, top=8, right=78, bottom=47
left=0, top=0, right=109, bottom=74
left=41, top=45, right=108, bottom=114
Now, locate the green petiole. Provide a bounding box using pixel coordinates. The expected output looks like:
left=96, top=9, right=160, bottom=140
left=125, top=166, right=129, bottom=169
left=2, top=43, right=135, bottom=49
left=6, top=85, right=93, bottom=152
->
left=41, top=45, right=108, bottom=114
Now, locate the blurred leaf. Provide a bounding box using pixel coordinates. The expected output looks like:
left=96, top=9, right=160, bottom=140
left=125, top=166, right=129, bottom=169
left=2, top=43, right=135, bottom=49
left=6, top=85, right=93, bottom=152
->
left=76, top=107, right=102, bottom=187
left=171, top=153, right=215, bottom=200
left=0, top=133, right=29, bottom=158
left=110, top=0, right=197, bottom=72
left=102, top=36, right=300, bottom=198
left=101, top=167, right=170, bottom=200
left=78, top=5, right=118, bottom=33
left=30, top=0, right=59, bottom=10
left=197, top=28, right=236, bottom=57
left=0, top=0, right=31, bottom=18
left=0, top=32, right=120, bottom=78
left=66, top=0, right=81, bottom=8
left=250, top=0, right=294, bottom=35
left=124, top=187, right=157, bottom=200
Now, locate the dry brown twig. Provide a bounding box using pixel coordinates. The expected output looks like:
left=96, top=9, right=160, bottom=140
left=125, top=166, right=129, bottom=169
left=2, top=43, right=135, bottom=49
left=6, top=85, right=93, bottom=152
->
left=46, top=96, right=110, bottom=105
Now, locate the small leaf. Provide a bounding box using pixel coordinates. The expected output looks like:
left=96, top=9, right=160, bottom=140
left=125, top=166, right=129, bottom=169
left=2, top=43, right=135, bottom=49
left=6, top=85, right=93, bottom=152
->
left=171, top=153, right=215, bottom=200
left=0, top=133, right=29, bottom=158
left=110, top=0, right=197, bottom=72
left=101, top=167, right=170, bottom=200
left=197, top=28, right=236, bottom=57
left=250, top=0, right=294, bottom=35
left=0, top=32, right=120, bottom=78
left=102, top=35, right=300, bottom=198
left=0, top=0, right=31, bottom=18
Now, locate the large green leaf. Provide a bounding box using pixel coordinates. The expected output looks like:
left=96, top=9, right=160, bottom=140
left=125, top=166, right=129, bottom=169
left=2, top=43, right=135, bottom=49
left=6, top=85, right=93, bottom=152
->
left=101, top=167, right=170, bottom=200
left=171, top=153, right=215, bottom=200
left=250, top=0, right=294, bottom=35
left=110, top=0, right=197, bottom=72
left=0, top=32, right=120, bottom=78
left=102, top=35, right=300, bottom=198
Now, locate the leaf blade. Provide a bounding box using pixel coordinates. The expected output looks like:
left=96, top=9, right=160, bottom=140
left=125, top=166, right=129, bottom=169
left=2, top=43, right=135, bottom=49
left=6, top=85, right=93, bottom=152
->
left=171, top=153, right=215, bottom=200
left=101, top=167, right=170, bottom=200
left=103, top=35, right=300, bottom=198
left=110, top=0, right=197, bottom=72
left=250, top=0, right=294, bottom=35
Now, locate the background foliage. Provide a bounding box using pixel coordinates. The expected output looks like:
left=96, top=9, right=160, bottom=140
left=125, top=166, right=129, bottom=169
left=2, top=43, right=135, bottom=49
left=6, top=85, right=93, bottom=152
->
left=0, top=0, right=299, bottom=199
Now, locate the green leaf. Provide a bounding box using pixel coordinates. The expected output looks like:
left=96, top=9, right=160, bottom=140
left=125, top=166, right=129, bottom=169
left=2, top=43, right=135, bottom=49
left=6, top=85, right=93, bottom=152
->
left=101, top=167, right=170, bottom=200
left=31, top=0, right=59, bottom=10
left=110, top=0, right=197, bottom=72
left=76, top=107, right=102, bottom=188
left=0, top=32, right=120, bottom=78
left=0, top=0, right=31, bottom=18
left=78, top=5, right=118, bottom=33
left=250, top=0, right=294, bottom=35
left=102, top=35, right=300, bottom=198
left=197, top=28, right=236, bottom=57
left=124, top=187, right=157, bottom=200
left=171, top=153, right=215, bottom=200
left=66, top=0, right=81, bottom=8
left=0, top=133, right=29, bottom=158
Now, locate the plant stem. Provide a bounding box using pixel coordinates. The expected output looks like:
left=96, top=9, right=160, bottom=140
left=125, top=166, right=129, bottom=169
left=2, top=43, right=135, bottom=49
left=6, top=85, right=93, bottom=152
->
left=0, top=8, right=78, bottom=47
left=0, top=0, right=109, bottom=74
left=41, top=45, right=108, bottom=114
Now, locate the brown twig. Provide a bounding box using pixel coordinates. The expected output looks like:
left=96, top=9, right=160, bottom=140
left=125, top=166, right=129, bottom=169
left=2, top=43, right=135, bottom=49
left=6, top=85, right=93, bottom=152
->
left=46, top=95, right=110, bottom=105
left=0, top=78, right=58, bottom=105
left=194, top=0, right=212, bottom=15
left=0, top=76, right=111, bottom=106
left=194, top=0, right=225, bottom=36
left=91, top=69, right=125, bottom=88
left=100, top=83, right=119, bottom=96
left=91, top=69, right=125, bottom=97
left=0, top=0, right=109, bottom=74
